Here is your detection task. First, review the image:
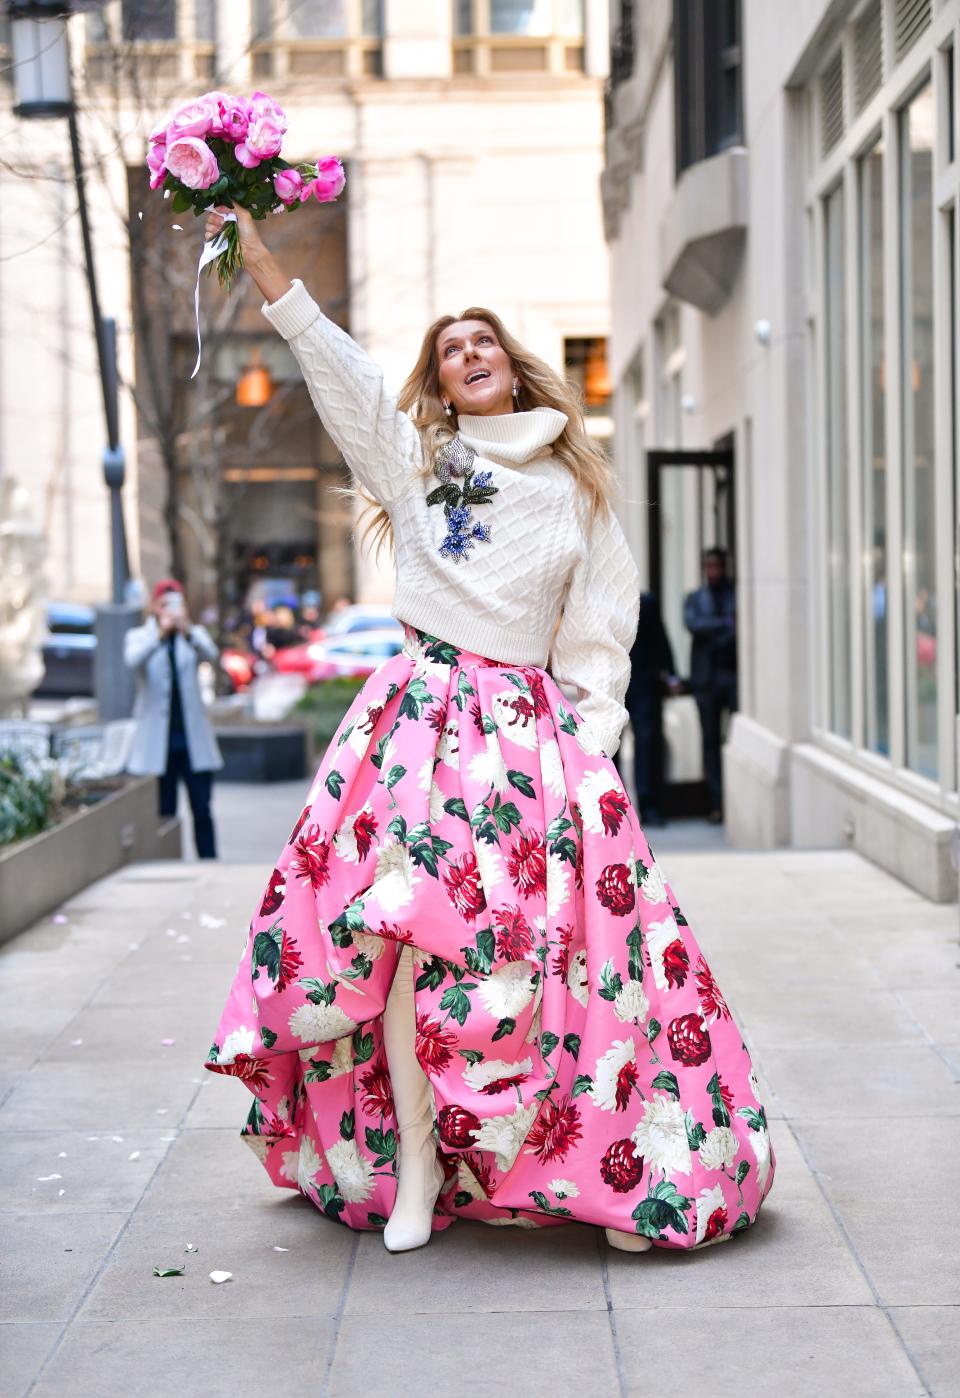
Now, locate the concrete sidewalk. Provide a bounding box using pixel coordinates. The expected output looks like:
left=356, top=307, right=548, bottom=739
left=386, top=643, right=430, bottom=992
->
left=0, top=847, right=957, bottom=1397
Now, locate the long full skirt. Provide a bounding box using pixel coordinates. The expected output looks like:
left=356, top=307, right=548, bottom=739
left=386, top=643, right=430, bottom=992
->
left=205, top=628, right=776, bottom=1249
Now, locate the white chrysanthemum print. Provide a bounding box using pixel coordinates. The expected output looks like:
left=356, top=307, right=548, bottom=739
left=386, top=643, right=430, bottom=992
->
left=218, top=1025, right=255, bottom=1063
left=405, top=634, right=452, bottom=682
left=748, top=1067, right=761, bottom=1100
left=539, top=738, right=566, bottom=798
left=276, top=1096, right=290, bottom=1121
left=524, top=993, right=543, bottom=1045
left=456, top=1157, right=488, bottom=1202
left=548, top=1178, right=580, bottom=1199
left=631, top=1092, right=693, bottom=1176
left=576, top=769, right=620, bottom=835
left=280, top=1136, right=322, bottom=1193
left=349, top=928, right=386, bottom=962
left=546, top=850, right=570, bottom=917
left=467, top=731, right=510, bottom=793
left=346, top=705, right=379, bottom=759
left=750, top=1126, right=771, bottom=1194
left=639, top=861, right=667, bottom=906
left=695, top=1183, right=727, bottom=1244
left=438, top=720, right=460, bottom=770
left=429, top=780, right=446, bottom=824
left=567, top=949, right=589, bottom=1008
left=469, top=1102, right=538, bottom=1172
left=367, top=840, right=419, bottom=914
left=491, top=689, right=538, bottom=751
left=590, top=1037, right=637, bottom=1113
left=477, top=961, right=537, bottom=1019
left=645, top=916, right=681, bottom=992
left=614, top=979, right=649, bottom=1024
left=333, top=804, right=374, bottom=864
left=325, top=1137, right=375, bottom=1203
left=474, top=839, right=505, bottom=897
left=462, top=1056, right=533, bottom=1093
left=417, top=755, right=435, bottom=792
left=698, top=1126, right=739, bottom=1172
left=574, top=718, right=606, bottom=756
left=288, top=1000, right=357, bottom=1043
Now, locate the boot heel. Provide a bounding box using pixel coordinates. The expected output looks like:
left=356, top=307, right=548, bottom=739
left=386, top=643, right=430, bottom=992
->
left=383, top=1151, right=445, bottom=1254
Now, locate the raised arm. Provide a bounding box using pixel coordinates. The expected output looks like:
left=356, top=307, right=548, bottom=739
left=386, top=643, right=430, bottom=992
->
left=206, top=208, right=422, bottom=508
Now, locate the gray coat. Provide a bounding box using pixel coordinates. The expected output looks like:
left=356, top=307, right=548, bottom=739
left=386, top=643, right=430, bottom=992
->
left=124, top=617, right=224, bottom=776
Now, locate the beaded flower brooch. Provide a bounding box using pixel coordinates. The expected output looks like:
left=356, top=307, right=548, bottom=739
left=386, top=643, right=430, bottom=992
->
left=426, top=435, right=498, bottom=562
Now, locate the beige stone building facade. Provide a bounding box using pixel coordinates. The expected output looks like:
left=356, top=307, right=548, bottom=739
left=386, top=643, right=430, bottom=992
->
left=604, top=0, right=960, bottom=899
left=0, top=0, right=612, bottom=616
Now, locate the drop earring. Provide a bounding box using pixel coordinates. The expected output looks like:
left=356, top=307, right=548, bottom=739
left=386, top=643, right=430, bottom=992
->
left=443, top=401, right=453, bottom=416
left=512, top=379, right=520, bottom=401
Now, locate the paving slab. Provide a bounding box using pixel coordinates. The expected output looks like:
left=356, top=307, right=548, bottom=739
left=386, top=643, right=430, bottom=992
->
left=889, top=1308, right=960, bottom=1398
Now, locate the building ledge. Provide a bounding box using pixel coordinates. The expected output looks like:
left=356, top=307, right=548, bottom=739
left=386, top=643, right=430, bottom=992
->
left=659, top=146, right=748, bottom=314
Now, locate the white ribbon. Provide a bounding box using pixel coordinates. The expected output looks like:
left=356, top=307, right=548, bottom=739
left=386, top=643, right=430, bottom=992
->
left=191, top=209, right=237, bottom=380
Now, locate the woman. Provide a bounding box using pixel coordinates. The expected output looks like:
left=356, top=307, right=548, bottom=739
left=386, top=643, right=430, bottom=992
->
left=125, top=578, right=222, bottom=859
left=204, top=208, right=775, bottom=1254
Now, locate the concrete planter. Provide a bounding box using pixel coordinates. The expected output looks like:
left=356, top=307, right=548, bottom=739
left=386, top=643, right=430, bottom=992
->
left=0, top=776, right=181, bottom=945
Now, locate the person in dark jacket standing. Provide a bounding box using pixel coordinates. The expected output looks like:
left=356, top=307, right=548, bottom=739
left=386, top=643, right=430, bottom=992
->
left=622, top=591, right=679, bottom=826
left=684, top=548, right=737, bottom=823
left=124, top=579, right=223, bottom=858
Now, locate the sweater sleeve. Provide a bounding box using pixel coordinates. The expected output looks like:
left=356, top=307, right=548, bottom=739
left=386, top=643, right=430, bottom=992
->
left=262, top=279, right=423, bottom=508
left=549, top=505, right=640, bottom=758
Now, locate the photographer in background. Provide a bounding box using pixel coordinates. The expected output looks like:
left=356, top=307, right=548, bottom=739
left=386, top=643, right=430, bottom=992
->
left=124, top=579, right=223, bottom=859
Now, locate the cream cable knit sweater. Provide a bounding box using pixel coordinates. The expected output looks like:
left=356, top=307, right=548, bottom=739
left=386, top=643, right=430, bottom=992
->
left=262, top=279, right=640, bottom=757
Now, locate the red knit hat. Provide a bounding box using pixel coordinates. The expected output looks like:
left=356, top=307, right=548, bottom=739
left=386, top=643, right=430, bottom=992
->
left=151, top=578, right=183, bottom=603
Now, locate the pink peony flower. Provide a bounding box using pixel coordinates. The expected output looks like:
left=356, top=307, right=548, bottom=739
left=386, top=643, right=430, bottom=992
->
left=166, top=98, right=216, bottom=140
left=210, top=94, right=250, bottom=142
left=249, top=89, right=288, bottom=130
left=147, top=141, right=167, bottom=190
left=164, top=135, right=220, bottom=190
left=236, top=115, right=285, bottom=168
left=273, top=167, right=304, bottom=204
left=300, top=157, right=345, bottom=204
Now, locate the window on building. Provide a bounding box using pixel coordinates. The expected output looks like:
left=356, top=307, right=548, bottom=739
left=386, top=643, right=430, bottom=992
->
left=900, top=80, right=937, bottom=779
left=859, top=138, right=888, bottom=757
left=452, top=0, right=585, bottom=75
left=824, top=181, right=851, bottom=741
left=673, top=0, right=743, bottom=176
left=252, top=0, right=383, bottom=78
left=654, top=304, right=683, bottom=447
left=121, top=0, right=177, bottom=41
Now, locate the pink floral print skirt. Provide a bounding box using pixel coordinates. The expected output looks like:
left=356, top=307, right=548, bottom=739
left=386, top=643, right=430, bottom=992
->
left=205, top=627, right=775, bottom=1248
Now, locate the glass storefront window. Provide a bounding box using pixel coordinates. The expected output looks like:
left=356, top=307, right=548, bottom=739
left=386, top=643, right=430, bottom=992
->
left=490, top=1, right=552, bottom=35
left=900, top=82, right=937, bottom=779
left=286, top=1, right=349, bottom=39
left=859, top=139, right=888, bottom=755
left=824, top=181, right=851, bottom=739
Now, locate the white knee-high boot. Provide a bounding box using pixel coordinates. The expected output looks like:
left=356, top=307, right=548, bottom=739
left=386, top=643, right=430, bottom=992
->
left=381, top=944, right=445, bottom=1253
left=605, top=1228, right=653, bottom=1253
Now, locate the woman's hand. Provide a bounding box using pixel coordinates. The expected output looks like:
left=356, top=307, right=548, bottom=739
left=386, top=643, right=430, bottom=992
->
left=203, top=204, right=292, bottom=304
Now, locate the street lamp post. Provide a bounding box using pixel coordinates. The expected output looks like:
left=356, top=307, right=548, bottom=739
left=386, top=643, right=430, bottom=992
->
left=8, top=0, right=138, bottom=721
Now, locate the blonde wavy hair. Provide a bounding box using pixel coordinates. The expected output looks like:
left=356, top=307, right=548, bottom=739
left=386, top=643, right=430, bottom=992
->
left=357, top=306, right=613, bottom=554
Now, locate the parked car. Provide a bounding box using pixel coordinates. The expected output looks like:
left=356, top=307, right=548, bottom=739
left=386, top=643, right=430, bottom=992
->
left=325, top=605, right=398, bottom=637
left=307, top=628, right=404, bottom=683
left=269, top=607, right=401, bottom=679
left=35, top=602, right=96, bottom=698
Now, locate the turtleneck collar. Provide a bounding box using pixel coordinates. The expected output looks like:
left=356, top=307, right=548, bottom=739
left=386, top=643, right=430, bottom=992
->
left=456, top=406, right=567, bottom=465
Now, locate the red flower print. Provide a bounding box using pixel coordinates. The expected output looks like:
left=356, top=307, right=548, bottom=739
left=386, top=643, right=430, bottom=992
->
left=415, top=1013, right=458, bottom=1075
left=274, top=930, right=303, bottom=993
left=703, top=1204, right=728, bottom=1242
left=427, top=704, right=446, bottom=733
left=551, top=924, right=574, bottom=979
left=359, top=1057, right=394, bottom=1118
left=507, top=830, right=547, bottom=898
left=503, top=693, right=536, bottom=732
left=357, top=702, right=383, bottom=735
left=493, top=904, right=534, bottom=962
left=595, top=863, right=636, bottom=916
left=469, top=698, right=486, bottom=734
left=522, top=669, right=550, bottom=718
left=288, top=805, right=311, bottom=846
left=598, top=788, right=628, bottom=836
left=442, top=852, right=487, bottom=920
left=600, top=1138, right=645, bottom=1193
left=526, top=1094, right=583, bottom=1164
left=259, top=1112, right=296, bottom=1139
left=377, top=920, right=414, bottom=944
left=437, top=1103, right=482, bottom=1148
left=715, top=1075, right=735, bottom=1113
left=614, top=1055, right=639, bottom=1112
left=352, top=809, right=378, bottom=862
left=575, top=840, right=584, bottom=890
left=290, top=823, right=331, bottom=891
left=662, top=938, right=690, bottom=988
left=695, top=955, right=730, bottom=1022
left=667, top=1012, right=712, bottom=1067
left=474, top=1063, right=532, bottom=1095
left=259, top=868, right=286, bottom=917
left=460, top=1151, right=495, bottom=1195
left=208, top=1053, right=272, bottom=1093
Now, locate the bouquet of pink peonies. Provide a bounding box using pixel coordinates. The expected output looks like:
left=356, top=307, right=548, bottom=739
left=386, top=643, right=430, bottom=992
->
left=148, top=90, right=345, bottom=290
